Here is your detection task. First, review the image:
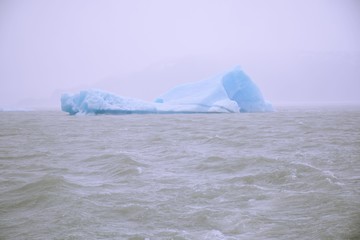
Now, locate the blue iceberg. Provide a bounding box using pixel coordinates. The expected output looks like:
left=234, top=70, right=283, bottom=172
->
left=61, top=66, right=273, bottom=115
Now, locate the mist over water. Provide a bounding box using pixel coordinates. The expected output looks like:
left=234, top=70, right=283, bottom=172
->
left=1, top=107, right=359, bottom=239
left=1, top=0, right=360, bottom=108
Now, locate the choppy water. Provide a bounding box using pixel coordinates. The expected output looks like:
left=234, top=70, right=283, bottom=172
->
left=0, top=106, right=360, bottom=240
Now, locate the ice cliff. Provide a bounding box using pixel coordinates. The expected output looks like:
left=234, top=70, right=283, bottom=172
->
left=61, top=66, right=273, bottom=115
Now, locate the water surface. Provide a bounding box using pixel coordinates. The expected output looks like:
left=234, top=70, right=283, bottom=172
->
left=1, top=106, right=359, bottom=239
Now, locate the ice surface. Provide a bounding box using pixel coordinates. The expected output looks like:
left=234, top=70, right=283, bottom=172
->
left=61, top=66, right=273, bottom=115
left=61, top=90, right=156, bottom=115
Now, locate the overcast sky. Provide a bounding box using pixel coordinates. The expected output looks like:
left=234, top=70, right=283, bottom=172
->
left=0, top=0, right=359, bottom=109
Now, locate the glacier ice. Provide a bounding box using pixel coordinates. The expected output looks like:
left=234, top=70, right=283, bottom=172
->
left=61, top=66, right=273, bottom=115
left=61, top=90, right=157, bottom=115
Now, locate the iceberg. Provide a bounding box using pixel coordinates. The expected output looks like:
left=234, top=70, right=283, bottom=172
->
left=61, top=66, right=273, bottom=115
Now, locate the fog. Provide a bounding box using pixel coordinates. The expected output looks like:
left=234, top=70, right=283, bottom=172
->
left=1, top=0, right=359, bottom=109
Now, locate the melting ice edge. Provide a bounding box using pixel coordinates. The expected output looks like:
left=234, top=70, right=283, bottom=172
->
left=61, top=66, right=273, bottom=115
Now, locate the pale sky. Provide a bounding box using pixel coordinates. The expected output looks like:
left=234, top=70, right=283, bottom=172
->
left=0, top=0, right=359, bottom=109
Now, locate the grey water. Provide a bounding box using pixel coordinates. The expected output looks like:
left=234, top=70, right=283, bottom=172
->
left=0, top=106, right=359, bottom=240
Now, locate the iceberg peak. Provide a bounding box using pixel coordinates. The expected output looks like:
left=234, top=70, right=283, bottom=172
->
left=61, top=67, right=273, bottom=115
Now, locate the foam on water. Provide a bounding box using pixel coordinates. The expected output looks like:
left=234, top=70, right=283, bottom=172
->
left=0, top=107, right=360, bottom=239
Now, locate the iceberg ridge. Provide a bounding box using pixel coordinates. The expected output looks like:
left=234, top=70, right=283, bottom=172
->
left=61, top=66, right=273, bottom=115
